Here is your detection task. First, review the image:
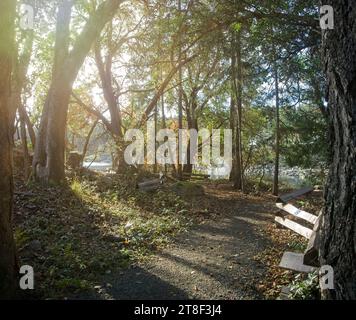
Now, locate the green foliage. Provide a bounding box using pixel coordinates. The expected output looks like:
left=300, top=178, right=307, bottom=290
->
left=287, top=240, right=307, bottom=253
left=289, top=272, right=320, bottom=300
left=232, top=22, right=242, bottom=32
left=14, top=228, right=30, bottom=248
left=282, top=105, right=328, bottom=169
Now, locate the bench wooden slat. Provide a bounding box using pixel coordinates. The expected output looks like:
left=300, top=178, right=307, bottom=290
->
left=137, top=178, right=163, bottom=191
left=303, top=212, right=322, bottom=267
left=276, top=203, right=318, bottom=224
left=277, top=187, right=314, bottom=204
left=279, top=252, right=317, bottom=273
left=182, top=173, right=210, bottom=180
left=275, top=216, right=313, bottom=239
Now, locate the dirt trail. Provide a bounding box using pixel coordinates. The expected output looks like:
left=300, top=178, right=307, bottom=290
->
left=96, top=185, right=278, bottom=300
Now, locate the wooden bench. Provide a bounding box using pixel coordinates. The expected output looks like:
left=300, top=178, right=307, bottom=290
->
left=276, top=187, right=313, bottom=204
left=275, top=187, right=321, bottom=273
left=137, top=173, right=165, bottom=192
left=182, top=172, right=210, bottom=181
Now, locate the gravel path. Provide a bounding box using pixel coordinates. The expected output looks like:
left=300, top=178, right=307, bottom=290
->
left=96, top=185, right=277, bottom=300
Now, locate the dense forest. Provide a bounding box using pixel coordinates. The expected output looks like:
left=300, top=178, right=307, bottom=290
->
left=0, top=0, right=355, bottom=301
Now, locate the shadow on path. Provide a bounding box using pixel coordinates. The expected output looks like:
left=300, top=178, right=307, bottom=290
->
left=97, top=184, right=277, bottom=300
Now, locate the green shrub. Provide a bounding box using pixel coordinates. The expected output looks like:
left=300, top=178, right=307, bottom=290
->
left=289, top=272, right=320, bottom=300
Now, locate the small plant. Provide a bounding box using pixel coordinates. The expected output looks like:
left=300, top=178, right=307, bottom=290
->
left=70, top=179, right=85, bottom=198
left=289, top=272, right=320, bottom=300
left=287, top=240, right=307, bottom=252
left=14, top=228, right=29, bottom=248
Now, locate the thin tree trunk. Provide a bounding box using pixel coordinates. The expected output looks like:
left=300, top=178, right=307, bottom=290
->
left=177, top=0, right=183, bottom=180
left=161, top=69, right=169, bottom=174
left=320, top=0, right=356, bottom=300
left=229, top=87, right=236, bottom=182
left=183, top=98, right=197, bottom=176
left=154, top=103, right=158, bottom=173
left=20, top=107, right=31, bottom=180
left=236, top=29, right=244, bottom=192
left=231, top=31, right=243, bottom=190
left=81, top=119, right=99, bottom=162
left=19, top=104, right=35, bottom=148
left=94, top=41, right=122, bottom=138
left=272, top=65, right=280, bottom=196
left=161, top=78, right=166, bottom=129
left=0, top=0, right=18, bottom=299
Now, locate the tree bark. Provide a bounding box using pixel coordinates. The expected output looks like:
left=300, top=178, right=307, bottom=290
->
left=94, top=41, right=123, bottom=138
left=20, top=106, right=31, bottom=181
left=32, top=0, right=73, bottom=183
left=236, top=30, right=244, bottom=192
left=177, top=0, right=183, bottom=180
left=320, top=0, right=356, bottom=299
left=229, top=85, right=237, bottom=182
left=81, top=119, right=99, bottom=163
left=0, top=0, right=18, bottom=299
left=231, top=31, right=243, bottom=190
left=19, top=104, right=36, bottom=148
left=94, top=35, right=128, bottom=172
left=183, top=93, right=198, bottom=176
left=272, top=65, right=280, bottom=196
left=33, top=0, right=125, bottom=184
left=138, top=54, right=197, bottom=127
left=9, top=0, right=35, bottom=138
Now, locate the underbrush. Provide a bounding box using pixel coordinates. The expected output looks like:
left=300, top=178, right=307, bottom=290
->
left=243, top=175, right=297, bottom=193
left=14, top=171, right=194, bottom=299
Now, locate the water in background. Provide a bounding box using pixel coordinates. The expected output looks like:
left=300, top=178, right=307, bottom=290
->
left=83, top=160, right=323, bottom=188
left=83, top=161, right=112, bottom=172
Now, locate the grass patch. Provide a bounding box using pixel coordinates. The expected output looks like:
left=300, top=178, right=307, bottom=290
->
left=14, top=171, right=193, bottom=299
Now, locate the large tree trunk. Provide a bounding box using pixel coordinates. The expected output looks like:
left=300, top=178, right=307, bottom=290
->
left=0, top=0, right=18, bottom=299
left=33, top=0, right=125, bottom=184
left=320, top=0, right=356, bottom=299
left=32, top=0, right=73, bottom=183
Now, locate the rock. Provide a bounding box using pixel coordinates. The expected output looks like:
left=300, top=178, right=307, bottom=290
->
left=28, top=240, right=42, bottom=252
